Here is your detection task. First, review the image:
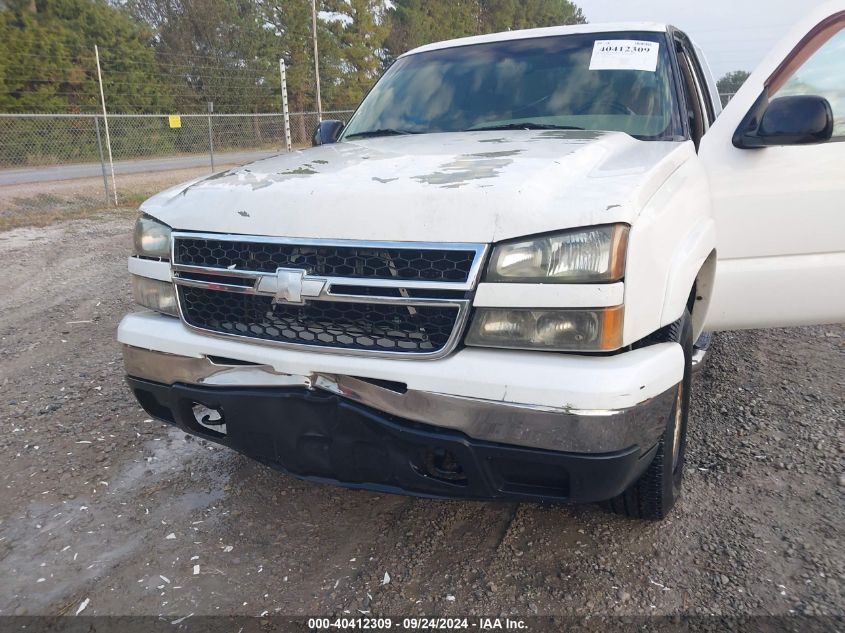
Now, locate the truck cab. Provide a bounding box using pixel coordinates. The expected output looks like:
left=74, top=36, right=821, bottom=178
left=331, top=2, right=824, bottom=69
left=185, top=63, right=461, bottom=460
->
left=120, top=3, right=845, bottom=520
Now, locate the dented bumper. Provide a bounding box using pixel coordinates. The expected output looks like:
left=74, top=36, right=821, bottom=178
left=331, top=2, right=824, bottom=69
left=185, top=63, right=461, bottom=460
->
left=125, top=375, right=662, bottom=502
left=121, top=337, right=678, bottom=455
left=120, top=308, right=683, bottom=501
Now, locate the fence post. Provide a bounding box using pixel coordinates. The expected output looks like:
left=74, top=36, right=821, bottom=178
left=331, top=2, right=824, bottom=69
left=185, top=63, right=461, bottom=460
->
left=207, top=102, right=215, bottom=172
left=279, top=60, right=292, bottom=152
left=311, top=0, right=322, bottom=122
left=94, top=45, right=118, bottom=206
left=93, top=115, right=110, bottom=206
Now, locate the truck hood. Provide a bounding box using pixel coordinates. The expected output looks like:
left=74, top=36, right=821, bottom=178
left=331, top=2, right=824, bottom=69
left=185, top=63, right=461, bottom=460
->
left=142, top=130, right=693, bottom=243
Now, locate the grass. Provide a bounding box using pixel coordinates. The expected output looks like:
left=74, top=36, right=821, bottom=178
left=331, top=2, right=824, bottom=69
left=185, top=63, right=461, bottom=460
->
left=0, top=176, right=190, bottom=233
left=0, top=156, right=265, bottom=233
left=0, top=205, right=138, bottom=232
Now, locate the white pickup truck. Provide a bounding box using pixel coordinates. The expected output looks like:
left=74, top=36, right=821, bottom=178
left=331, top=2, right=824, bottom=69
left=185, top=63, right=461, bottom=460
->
left=119, top=3, right=845, bottom=520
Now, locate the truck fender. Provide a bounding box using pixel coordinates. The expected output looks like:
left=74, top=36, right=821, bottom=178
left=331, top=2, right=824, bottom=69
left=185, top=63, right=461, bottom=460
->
left=660, top=218, right=717, bottom=339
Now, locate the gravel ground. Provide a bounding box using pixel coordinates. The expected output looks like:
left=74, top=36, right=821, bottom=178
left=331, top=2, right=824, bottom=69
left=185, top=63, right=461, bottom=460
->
left=0, top=216, right=843, bottom=621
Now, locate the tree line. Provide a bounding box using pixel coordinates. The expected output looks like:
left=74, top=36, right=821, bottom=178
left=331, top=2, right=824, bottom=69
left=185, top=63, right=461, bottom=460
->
left=0, top=0, right=586, bottom=114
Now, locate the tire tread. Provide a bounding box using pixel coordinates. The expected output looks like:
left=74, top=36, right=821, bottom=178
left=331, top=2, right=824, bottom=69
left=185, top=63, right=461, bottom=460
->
left=603, top=313, right=691, bottom=520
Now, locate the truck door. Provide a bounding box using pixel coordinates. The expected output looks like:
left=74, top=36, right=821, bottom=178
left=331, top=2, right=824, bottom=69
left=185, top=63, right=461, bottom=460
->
left=700, top=3, right=845, bottom=330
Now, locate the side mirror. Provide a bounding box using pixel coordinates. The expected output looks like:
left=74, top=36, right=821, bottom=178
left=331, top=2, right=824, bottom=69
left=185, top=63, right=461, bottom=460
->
left=734, top=95, right=833, bottom=148
left=312, top=120, right=345, bottom=146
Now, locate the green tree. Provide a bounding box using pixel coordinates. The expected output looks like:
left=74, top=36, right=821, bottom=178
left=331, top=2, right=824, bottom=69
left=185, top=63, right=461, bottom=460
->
left=384, top=0, right=586, bottom=61
left=384, top=0, right=479, bottom=59
left=255, top=0, right=343, bottom=112
left=480, top=0, right=585, bottom=33
left=128, top=0, right=276, bottom=113
left=325, top=0, right=390, bottom=106
left=0, top=0, right=172, bottom=113
left=717, top=70, right=750, bottom=97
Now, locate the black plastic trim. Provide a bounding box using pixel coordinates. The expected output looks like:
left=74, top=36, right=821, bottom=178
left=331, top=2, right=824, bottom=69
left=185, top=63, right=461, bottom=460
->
left=127, top=377, right=657, bottom=503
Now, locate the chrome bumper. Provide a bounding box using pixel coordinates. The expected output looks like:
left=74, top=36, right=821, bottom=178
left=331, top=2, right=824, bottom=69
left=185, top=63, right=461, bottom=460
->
left=123, top=345, right=676, bottom=455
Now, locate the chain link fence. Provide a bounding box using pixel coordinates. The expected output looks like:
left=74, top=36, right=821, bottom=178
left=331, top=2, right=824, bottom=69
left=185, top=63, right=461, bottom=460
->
left=0, top=110, right=354, bottom=227
left=3, top=97, right=743, bottom=170
left=0, top=110, right=355, bottom=169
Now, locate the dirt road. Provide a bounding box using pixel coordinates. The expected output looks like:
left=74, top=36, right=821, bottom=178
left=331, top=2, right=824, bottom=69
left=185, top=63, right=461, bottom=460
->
left=1, top=216, right=843, bottom=620
left=0, top=150, right=276, bottom=186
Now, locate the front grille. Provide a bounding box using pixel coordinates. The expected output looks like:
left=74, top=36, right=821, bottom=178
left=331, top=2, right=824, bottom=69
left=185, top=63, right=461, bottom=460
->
left=179, top=286, right=460, bottom=354
left=175, top=237, right=476, bottom=283
left=172, top=234, right=483, bottom=358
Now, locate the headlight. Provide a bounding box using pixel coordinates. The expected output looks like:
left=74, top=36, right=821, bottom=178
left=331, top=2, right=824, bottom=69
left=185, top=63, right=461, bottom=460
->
left=486, top=225, right=628, bottom=283
left=465, top=306, right=623, bottom=351
left=131, top=275, right=178, bottom=316
left=133, top=216, right=172, bottom=259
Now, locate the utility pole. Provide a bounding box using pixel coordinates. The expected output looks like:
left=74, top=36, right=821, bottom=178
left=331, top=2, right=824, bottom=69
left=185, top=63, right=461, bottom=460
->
left=311, top=0, right=322, bottom=121
left=94, top=45, right=118, bottom=206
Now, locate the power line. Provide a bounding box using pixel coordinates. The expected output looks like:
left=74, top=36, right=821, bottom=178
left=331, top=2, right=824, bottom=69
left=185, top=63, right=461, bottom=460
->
left=2, top=67, right=282, bottom=82
left=6, top=50, right=334, bottom=73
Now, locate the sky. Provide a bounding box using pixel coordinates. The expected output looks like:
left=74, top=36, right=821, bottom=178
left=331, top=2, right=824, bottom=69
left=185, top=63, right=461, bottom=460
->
left=575, top=0, right=832, bottom=80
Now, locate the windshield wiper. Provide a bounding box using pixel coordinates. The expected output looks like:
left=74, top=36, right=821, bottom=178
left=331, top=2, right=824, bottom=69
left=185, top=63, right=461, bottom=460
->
left=468, top=123, right=584, bottom=132
left=344, top=128, right=419, bottom=139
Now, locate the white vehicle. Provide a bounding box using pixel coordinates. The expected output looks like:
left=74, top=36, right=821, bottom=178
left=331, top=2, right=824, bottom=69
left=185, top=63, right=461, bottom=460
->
left=120, top=3, right=845, bottom=519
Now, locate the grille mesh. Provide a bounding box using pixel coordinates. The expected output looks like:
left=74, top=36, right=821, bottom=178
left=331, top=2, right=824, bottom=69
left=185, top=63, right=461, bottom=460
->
left=179, top=286, right=460, bottom=354
left=175, top=238, right=476, bottom=283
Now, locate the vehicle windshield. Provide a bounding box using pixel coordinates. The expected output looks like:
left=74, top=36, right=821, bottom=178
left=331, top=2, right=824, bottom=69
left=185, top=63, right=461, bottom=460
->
left=343, top=31, right=682, bottom=141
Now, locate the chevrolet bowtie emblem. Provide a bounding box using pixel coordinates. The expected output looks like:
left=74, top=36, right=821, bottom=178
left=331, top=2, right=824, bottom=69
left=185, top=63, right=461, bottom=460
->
left=255, top=267, right=326, bottom=305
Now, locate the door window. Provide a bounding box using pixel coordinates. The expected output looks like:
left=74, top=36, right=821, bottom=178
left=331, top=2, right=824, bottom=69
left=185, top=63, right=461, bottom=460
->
left=772, top=28, right=845, bottom=138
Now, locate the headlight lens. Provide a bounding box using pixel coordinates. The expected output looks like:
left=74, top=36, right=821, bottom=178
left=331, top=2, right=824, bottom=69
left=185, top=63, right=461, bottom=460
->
left=486, top=225, right=628, bottom=283
left=131, top=275, right=178, bottom=316
left=465, top=306, right=623, bottom=351
left=133, top=216, right=172, bottom=259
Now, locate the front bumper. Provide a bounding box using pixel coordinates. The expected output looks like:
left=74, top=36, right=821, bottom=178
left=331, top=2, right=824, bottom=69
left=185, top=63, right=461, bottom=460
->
left=123, top=343, right=678, bottom=455
left=118, top=312, right=684, bottom=453
left=120, top=312, right=682, bottom=502
left=127, top=376, right=660, bottom=502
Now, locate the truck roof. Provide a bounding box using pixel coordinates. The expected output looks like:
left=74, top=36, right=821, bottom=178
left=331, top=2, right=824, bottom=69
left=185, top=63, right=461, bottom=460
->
left=401, top=22, right=671, bottom=57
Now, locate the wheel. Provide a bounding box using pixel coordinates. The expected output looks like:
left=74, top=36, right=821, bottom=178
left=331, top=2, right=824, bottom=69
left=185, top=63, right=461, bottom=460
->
left=605, top=309, right=693, bottom=520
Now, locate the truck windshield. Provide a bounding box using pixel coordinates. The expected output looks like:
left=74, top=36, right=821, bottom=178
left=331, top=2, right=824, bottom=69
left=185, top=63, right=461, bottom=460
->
left=344, top=31, right=682, bottom=141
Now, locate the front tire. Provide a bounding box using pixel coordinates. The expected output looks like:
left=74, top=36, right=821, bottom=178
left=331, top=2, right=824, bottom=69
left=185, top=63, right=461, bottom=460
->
left=606, top=309, right=693, bottom=520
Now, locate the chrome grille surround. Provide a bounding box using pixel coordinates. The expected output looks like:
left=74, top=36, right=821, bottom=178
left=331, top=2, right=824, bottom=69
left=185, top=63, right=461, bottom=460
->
left=171, top=232, right=488, bottom=360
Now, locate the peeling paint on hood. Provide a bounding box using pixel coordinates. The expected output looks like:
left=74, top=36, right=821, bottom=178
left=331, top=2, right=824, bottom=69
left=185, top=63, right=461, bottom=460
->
left=411, top=150, right=523, bottom=188
left=141, top=130, right=694, bottom=243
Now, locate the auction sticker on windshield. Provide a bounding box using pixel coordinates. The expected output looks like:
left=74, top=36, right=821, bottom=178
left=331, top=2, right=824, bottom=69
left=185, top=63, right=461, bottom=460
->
left=589, top=40, right=659, bottom=72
